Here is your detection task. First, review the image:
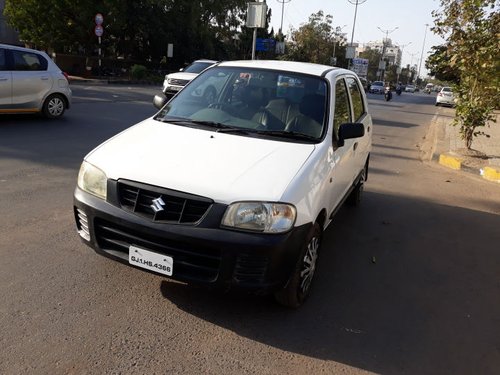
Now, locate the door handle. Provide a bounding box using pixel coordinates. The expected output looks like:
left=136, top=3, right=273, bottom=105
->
left=0, top=78, right=8, bottom=81
left=353, top=142, right=358, bottom=151
left=41, top=77, right=49, bottom=80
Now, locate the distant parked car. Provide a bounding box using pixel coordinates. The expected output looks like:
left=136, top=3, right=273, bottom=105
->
left=369, top=81, right=385, bottom=94
left=0, top=43, right=72, bottom=118
left=405, top=84, right=416, bottom=93
left=162, top=59, right=217, bottom=98
left=435, top=86, right=456, bottom=107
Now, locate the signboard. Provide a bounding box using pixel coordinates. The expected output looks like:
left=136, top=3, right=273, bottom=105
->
left=345, top=45, right=356, bottom=59
left=256, top=38, right=275, bottom=52
left=167, top=43, right=173, bottom=58
left=94, top=25, right=104, bottom=37
left=246, top=2, right=267, bottom=28
left=95, top=13, right=104, bottom=25
left=351, top=58, right=369, bottom=77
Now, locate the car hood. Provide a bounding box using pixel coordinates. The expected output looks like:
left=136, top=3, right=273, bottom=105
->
left=85, top=118, right=315, bottom=204
left=166, top=72, right=198, bottom=81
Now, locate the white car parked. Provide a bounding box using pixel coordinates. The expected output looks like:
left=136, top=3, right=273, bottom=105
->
left=162, top=59, right=217, bottom=98
left=0, top=44, right=72, bottom=118
left=75, top=60, right=372, bottom=308
left=435, top=86, right=456, bottom=107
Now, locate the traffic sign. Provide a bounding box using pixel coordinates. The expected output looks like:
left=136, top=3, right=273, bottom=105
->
left=95, top=25, right=104, bottom=37
left=95, top=13, right=104, bottom=25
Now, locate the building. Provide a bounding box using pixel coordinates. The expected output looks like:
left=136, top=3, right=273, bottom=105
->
left=0, top=0, right=20, bottom=45
left=356, top=39, right=402, bottom=67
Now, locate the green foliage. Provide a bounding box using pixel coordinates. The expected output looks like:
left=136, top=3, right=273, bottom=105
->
left=358, top=48, right=382, bottom=81
left=432, top=0, right=500, bottom=149
left=283, top=11, right=346, bottom=66
left=4, top=0, right=248, bottom=66
left=130, top=64, right=147, bottom=80
left=425, top=45, right=460, bottom=83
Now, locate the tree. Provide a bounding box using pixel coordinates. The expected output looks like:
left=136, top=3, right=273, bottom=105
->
left=282, top=11, right=338, bottom=65
left=425, top=45, right=460, bottom=83
left=432, top=0, right=500, bottom=149
left=358, top=47, right=382, bottom=82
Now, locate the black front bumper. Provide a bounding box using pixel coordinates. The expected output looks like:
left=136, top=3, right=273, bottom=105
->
left=73, top=184, right=311, bottom=294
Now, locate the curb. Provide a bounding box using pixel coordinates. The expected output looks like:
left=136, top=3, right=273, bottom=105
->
left=434, top=152, right=500, bottom=183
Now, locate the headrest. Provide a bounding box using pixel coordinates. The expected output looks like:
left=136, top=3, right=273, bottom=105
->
left=299, top=94, right=325, bottom=124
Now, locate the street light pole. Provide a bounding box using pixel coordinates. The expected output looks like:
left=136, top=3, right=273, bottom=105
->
left=347, top=0, right=367, bottom=68
left=417, top=23, right=429, bottom=83
left=377, top=26, right=398, bottom=81
left=276, top=0, right=291, bottom=36
left=408, top=52, right=418, bottom=83
left=397, top=42, right=411, bottom=83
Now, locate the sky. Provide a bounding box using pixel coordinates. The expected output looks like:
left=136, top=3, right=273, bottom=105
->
left=265, top=0, right=445, bottom=72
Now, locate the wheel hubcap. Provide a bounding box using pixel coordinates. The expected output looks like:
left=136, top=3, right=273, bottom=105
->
left=299, top=236, right=320, bottom=294
left=48, top=98, right=64, bottom=116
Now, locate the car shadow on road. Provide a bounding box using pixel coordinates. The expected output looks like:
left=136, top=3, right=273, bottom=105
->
left=374, top=118, right=418, bottom=129
left=160, top=191, right=500, bottom=375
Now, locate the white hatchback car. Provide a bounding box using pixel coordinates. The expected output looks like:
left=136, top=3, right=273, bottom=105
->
left=75, top=60, right=372, bottom=307
left=0, top=44, right=71, bottom=118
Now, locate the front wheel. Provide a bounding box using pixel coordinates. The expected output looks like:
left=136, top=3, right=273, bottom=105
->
left=43, top=94, right=66, bottom=118
left=274, top=223, right=322, bottom=308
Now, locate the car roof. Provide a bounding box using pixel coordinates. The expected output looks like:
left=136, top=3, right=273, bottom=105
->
left=193, top=59, right=218, bottom=64
left=0, top=43, right=42, bottom=54
left=217, top=60, right=347, bottom=77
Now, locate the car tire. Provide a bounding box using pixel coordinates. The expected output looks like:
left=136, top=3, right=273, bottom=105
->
left=43, top=94, right=66, bottom=118
left=274, top=223, right=322, bottom=308
left=347, top=162, right=367, bottom=207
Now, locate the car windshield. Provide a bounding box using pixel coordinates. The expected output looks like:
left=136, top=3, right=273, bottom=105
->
left=372, top=81, right=383, bottom=86
left=183, top=61, right=214, bottom=74
left=155, top=66, right=328, bottom=142
left=442, top=87, right=452, bottom=92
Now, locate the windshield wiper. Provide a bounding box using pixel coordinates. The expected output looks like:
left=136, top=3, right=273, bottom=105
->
left=159, top=118, right=251, bottom=134
left=253, top=130, right=318, bottom=142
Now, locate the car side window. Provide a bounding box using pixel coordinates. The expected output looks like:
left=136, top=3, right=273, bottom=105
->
left=12, top=51, right=47, bottom=71
left=346, top=77, right=365, bottom=121
left=333, top=78, right=351, bottom=138
left=0, top=49, right=8, bottom=70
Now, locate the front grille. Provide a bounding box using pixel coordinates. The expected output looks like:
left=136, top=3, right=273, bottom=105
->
left=168, top=78, right=189, bottom=86
left=233, top=253, right=268, bottom=284
left=117, top=181, right=212, bottom=224
left=95, top=219, right=221, bottom=282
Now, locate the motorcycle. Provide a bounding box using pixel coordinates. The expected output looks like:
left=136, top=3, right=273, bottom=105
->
left=396, top=86, right=402, bottom=96
left=384, top=86, right=392, bottom=101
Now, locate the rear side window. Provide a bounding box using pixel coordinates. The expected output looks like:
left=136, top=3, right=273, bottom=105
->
left=333, top=79, right=351, bottom=137
left=346, top=77, right=365, bottom=121
left=0, top=49, right=7, bottom=70
left=12, top=50, right=48, bottom=71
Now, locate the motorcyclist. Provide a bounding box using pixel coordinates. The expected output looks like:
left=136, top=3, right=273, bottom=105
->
left=396, top=82, right=402, bottom=95
left=384, top=82, right=393, bottom=101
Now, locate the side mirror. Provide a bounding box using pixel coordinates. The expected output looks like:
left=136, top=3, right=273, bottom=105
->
left=153, top=94, right=168, bottom=109
left=337, top=122, right=365, bottom=147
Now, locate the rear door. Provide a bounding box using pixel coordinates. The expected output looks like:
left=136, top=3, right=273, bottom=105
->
left=11, top=49, right=53, bottom=110
left=0, top=48, right=12, bottom=107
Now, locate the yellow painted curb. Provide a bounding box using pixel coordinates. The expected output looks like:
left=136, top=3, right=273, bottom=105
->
left=482, top=167, right=500, bottom=183
left=439, top=154, right=462, bottom=170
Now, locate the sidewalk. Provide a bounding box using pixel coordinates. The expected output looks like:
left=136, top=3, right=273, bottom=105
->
left=432, top=109, right=500, bottom=183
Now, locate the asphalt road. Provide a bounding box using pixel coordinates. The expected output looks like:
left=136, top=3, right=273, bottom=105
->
left=0, top=85, right=499, bottom=375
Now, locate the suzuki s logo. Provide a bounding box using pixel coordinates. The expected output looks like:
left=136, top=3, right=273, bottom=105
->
left=150, top=197, right=166, bottom=213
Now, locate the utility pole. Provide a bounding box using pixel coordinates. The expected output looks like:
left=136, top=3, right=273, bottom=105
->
left=377, top=26, right=398, bottom=81
left=276, top=0, right=291, bottom=37
left=397, top=42, right=412, bottom=83
left=347, top=0, right=367, bottom=68
left=417, top=23, right=429, bottom=83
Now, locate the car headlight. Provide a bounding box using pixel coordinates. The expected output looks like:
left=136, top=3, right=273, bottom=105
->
left=222, top=202, right=296, bottom=233
left=77, top=161, right=107, bottom=199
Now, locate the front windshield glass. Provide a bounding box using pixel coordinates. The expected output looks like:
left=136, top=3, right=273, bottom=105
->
left=183, top=61, right=214, bottom=73
left=155, top=66, right=328, bottom=142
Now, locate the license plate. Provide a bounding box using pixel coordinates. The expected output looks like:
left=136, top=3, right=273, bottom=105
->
left=129, top=245, right=173, bottom=276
